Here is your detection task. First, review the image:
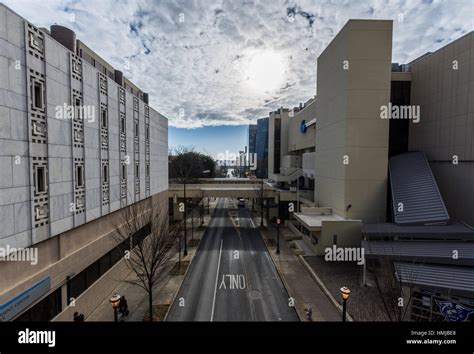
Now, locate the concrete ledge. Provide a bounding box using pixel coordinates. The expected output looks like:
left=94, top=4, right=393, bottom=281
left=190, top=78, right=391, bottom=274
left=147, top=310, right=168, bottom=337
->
left=298, top=255, right=354, bottom=322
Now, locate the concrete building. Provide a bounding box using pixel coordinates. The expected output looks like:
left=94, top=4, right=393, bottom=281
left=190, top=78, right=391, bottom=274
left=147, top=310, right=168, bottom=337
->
left=0, top=4, right=168, bottom=321
left=248, top=124, right=257, bottom=156
left=264, top=18, right=474, bottom=320
left=254, top=117, right=269, bottom=178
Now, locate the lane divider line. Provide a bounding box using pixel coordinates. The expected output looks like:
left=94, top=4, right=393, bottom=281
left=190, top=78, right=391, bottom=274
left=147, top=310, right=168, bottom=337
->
left=210, top=237, right=223, bottom=321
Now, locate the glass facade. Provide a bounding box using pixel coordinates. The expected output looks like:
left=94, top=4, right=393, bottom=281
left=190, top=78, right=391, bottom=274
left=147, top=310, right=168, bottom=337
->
left=255, top=118, right=269, bottom=178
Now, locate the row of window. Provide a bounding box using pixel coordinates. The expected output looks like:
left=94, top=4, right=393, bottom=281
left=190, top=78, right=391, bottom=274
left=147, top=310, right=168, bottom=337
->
left=68, top=223, right=151, bottom=302
left=14, top=223, right=151, bottom=322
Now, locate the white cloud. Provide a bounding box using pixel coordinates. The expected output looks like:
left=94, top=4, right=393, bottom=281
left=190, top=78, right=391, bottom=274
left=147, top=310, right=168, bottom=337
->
left=4, top=0, right=473, bottom=128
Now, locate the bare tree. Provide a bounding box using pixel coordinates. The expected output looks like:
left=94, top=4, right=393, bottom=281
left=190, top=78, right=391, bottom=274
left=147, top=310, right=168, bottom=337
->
left=169, top=146, right=215, bottom=256
left=111, top=198, right=179, bottom=321
left=369, top=255, right=418, bottom=321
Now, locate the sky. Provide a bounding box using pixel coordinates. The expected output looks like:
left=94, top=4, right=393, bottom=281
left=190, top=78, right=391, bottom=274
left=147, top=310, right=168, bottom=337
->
left=4, top=0, right=473, bottom=157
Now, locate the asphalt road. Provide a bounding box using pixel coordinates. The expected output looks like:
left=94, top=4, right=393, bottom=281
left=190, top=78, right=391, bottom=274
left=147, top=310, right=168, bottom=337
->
left=166, top=198, right=298, bottom=321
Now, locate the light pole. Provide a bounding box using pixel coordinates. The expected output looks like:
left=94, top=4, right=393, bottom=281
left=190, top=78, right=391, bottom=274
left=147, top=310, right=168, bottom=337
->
left=276, top=217, right=281, bottom=254
left=110, top=293, right=121, bottom=322
left=340, top=286, right=351, bottom=322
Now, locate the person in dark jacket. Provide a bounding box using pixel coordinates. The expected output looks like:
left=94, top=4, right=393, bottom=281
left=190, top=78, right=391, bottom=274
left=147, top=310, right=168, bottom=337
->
left=118, top=296, right=129, bottom=318
left=73, top=312, right=85, bottom=322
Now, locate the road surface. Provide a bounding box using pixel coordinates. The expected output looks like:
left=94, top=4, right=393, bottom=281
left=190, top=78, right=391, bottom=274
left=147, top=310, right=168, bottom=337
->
left=167, top=198, right=298, bottom=321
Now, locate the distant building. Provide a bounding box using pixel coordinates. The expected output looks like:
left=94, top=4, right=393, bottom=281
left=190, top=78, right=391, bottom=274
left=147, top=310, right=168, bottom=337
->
left=248, top=124, right=257, bottom=155
left=254, top=117, right=269, bottom=178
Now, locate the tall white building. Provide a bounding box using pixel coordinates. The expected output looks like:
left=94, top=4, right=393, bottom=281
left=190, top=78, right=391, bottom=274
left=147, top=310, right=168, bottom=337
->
left=0, top=4, right=168, bottom=321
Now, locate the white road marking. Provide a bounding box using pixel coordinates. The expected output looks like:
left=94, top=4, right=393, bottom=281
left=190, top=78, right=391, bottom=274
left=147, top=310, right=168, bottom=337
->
left=249, top=217, right=256, bottom=228
left=210, top=238, right=223, bottom=321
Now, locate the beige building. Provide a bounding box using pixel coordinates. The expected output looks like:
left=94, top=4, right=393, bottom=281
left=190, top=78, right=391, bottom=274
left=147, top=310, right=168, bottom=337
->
left=408, top=32, right=474, bottom=227
left=314, top=20, right=392, bottom=224
left=267, top=19, right=474, bottom=255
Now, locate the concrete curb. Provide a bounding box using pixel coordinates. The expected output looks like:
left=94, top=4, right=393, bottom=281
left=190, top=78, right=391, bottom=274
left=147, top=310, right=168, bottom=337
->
left=258, top=224, right=303, bottom=322
left=298, top=255, right=354, bottom=322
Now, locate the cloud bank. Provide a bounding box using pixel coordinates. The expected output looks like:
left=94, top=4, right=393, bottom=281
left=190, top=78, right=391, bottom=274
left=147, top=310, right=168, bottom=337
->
left=4, top=0, right=473, bottom=128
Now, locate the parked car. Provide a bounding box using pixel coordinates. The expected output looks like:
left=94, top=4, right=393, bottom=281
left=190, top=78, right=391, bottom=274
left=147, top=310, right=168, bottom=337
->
left=238, top=198, right=246, bottom=208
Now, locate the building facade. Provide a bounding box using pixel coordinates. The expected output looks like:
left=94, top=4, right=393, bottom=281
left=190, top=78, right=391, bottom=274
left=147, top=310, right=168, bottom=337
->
left=0, top=4, right=168, bottom=321
left=263, top=18, right=474, bottom=319
left=254, top=117, right=268, bottom=178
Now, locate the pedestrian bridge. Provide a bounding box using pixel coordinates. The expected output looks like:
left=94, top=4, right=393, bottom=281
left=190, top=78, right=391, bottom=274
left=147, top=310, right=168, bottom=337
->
left=168, top=178, right=277, bottom=199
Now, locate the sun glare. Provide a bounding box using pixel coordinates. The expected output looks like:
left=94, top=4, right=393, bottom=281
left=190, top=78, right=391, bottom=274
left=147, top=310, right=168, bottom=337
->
left=243, top=50, right=286, bottom=94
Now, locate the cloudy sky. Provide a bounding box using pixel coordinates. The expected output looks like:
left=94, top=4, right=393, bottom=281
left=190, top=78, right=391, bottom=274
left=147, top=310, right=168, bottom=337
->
left=4, top=0, right=473, bottom=155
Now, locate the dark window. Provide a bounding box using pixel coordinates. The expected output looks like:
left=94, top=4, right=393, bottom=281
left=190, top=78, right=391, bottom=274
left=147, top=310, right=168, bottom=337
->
left=122, top=164, right=126, bottom=180
left=76, top=165, right=84, bottom=188
left=103, top=164, right=108, bottom=183
left=135, top=121, right=139, bottom=136
left=32, top=81, right=43, bottom=109
left=120, top=116, right=125, bottom=133
left=101, top=109, right=107, bottom=128
left=69, top=271, right=87, bottom=300
left=135, top=164, right=139, bottom=176
left=146, top=164, right=150, bottom=177
left=75, top=98, right=82, bottom=120
left=36, top=166, right=46, bottom=193
left=146, top=126, right=149, bottom=140
left=85, top=261, right=100, bottom=288
left=15, top=287, right=62, bottom=322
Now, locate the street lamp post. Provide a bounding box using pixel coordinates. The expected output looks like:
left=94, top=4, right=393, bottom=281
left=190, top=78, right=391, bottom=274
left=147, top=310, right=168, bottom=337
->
left=276, top=218, right=281, bottom=255
left=340, top=286, right=351, bottom=322
left=110, top=293, right=121, bottom=322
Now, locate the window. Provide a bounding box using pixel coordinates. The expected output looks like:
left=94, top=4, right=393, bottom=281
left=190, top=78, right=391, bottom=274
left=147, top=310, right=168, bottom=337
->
left=103, top=164, right=108, bottom=183
left=135, top=121, right=139, bottom=136
left=146, top=164, right=150, bottom=177
left=15, top=287, right=61, bottom=322
left=120, top=116, right=125, bottom=134
left=101, top=109, right=107, bottom=128
left=121, top=164, right=126, bottom=180
left=146, top=125, right=149, bottom=140
left=135, top=164, right=139, bottom=176
left=35, top=166, right=46, bottom=193
left=76, top=165, right=84, bottom=188
left=32, top=81, right=44, bottom=110
left=75, top=98, right=82, bottom=120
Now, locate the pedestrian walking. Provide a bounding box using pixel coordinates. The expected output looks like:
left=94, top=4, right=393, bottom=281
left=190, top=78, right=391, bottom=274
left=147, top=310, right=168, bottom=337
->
left=306, top=306, right=313, bottom=321
left=73, top=312, right=85, bottom=322
left=118, top=296, right=129, bottom=319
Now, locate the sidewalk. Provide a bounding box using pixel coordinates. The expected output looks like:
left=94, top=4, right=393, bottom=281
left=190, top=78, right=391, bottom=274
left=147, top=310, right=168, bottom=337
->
left=87, top=198, right=220, bottom=321
left=258, top=219, right=341, bottom=321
